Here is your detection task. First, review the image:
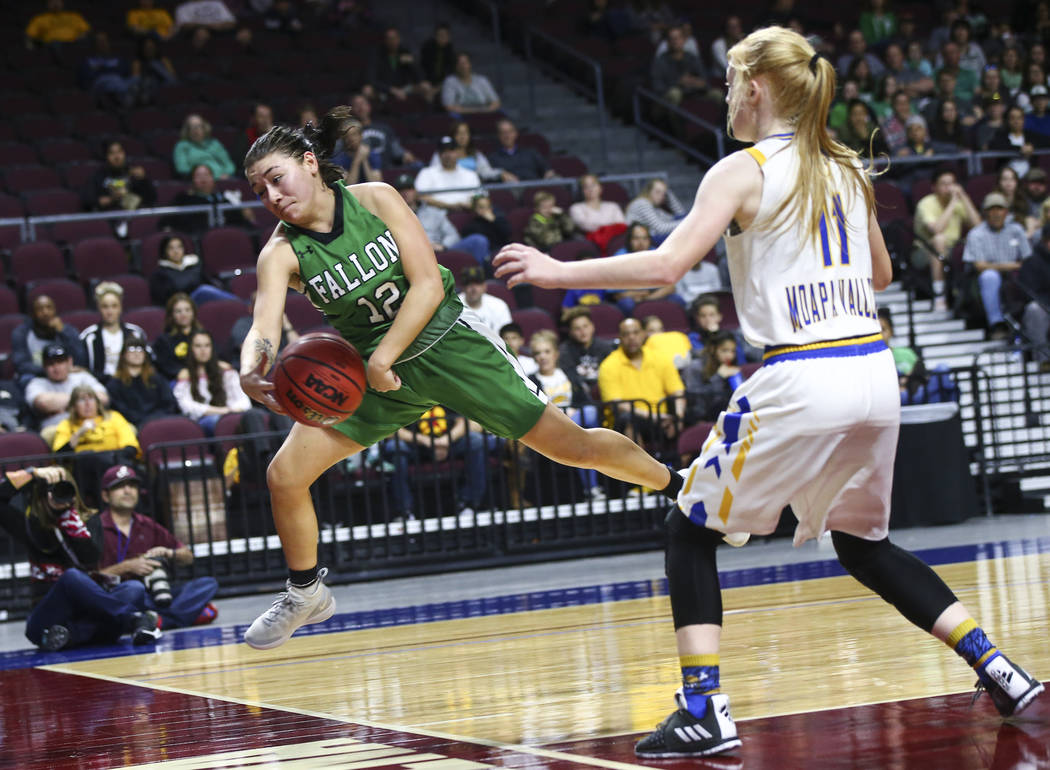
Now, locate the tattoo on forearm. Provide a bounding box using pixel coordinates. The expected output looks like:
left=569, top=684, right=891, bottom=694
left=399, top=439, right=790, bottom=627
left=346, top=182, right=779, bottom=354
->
left=254, top=338, right=275, bottom=373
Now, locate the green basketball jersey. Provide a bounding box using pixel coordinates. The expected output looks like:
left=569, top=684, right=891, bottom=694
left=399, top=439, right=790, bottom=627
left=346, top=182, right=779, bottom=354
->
left=282, top=182, right=461, bottom=361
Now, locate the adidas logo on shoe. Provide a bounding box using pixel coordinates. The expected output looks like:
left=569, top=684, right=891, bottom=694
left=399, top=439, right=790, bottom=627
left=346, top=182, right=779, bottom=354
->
left=635, top=690, right=741, bottom=758
left=974, top=652, right=1044, bottom=717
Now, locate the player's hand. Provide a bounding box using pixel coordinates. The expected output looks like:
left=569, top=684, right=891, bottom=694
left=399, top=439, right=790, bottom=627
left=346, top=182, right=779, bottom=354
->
left=492, top=243, right=565, bottom=289
left=241, top=361, right=286, bottom=414
left=367, top=357, right=402, bottom=392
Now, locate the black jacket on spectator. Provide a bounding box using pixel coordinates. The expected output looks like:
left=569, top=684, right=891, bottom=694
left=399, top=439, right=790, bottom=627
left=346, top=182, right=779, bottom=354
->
left=462, top=213, right=511, bottom=252
left=82, top=165, right=157, bottom=212
left=11, top=322, right=89, bottom=386
left=160, top=190, right=251, bottom=237
left=106, top=372, right=177, bottom=428
left=152, top=330, right=193, bottom=381
left=149, top=254, right=206, bottom=307
left=490, top=146, right=550, bottom=181
left=1020, top=241, right=1050, bottom=306
left=558, top=336, right=616, bottom=389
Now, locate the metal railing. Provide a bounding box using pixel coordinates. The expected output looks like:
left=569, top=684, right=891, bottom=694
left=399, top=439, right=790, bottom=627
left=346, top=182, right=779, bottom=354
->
left=523, top=26, right=608, bottom=164
left=633, top=87, right=725, bottom=169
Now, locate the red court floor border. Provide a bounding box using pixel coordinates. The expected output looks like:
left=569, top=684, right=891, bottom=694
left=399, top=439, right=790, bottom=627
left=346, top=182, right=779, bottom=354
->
left=2, top=668, right=1047, bottom=768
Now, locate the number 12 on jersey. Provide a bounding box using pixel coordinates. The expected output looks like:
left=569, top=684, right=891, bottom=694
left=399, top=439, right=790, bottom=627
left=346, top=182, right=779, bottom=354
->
left=819, top=193, right=849, bottom=267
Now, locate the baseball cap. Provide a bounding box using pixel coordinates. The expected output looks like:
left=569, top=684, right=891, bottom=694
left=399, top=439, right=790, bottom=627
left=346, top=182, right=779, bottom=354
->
left=459, top=265, right=486, bottom=286
left=102, top=464, right=141, bottom=490
left=438, top=135, right=457, bottom=150
left=1025, top=167, right=1047, bottom=182
left=1032, top=84, right=1049, bottom=97
left=394, top=173, right=415, bottom=190
left=982, top=192, right=1009, bottom=210
left=43, top=342, right=69, bottom=362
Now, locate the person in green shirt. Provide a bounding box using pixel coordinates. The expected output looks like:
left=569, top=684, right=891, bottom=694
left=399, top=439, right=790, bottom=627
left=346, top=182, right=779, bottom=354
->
left=173, top=113, right=236, bottom=179
left=237, top=106, right=684, bottom=650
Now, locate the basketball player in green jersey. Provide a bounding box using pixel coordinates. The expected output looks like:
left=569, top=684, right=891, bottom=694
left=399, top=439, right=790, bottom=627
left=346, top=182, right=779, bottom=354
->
left=238, top=107, right=684, bottom=649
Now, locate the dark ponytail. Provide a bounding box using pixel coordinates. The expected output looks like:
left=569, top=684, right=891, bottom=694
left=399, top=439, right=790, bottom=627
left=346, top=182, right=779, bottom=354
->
left=244, top=105, right=360, bottom=185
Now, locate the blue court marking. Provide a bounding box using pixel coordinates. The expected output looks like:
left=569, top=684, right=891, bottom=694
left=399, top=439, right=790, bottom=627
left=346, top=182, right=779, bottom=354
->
left=2, top=535, right=1048, bottom=671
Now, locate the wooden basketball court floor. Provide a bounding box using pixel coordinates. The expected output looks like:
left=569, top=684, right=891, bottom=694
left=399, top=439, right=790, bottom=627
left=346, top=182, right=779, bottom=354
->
left=1, top=515, right=1048, bottom=769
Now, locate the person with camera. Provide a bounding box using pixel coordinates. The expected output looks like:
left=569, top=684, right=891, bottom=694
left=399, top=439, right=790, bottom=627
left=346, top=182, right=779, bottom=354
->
left=93, top=464, right=218, bottom=628
left=0, top=465, right=161, bottom=651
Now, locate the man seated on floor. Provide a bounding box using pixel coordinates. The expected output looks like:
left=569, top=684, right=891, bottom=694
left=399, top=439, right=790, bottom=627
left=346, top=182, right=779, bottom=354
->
left=91, top=464, right=218, bottom=629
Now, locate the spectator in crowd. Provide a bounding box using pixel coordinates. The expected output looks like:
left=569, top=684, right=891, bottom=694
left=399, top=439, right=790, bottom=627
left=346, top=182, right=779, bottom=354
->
left=869, top=73, right=900, bottom=121
left=78, top=32, right=135, bottom=108
left=462, top=193, right=511, bottom=253
left=13, top=296, right=88, bottom=389
left=651, top=23, right=707, bottom=105
left=94, top=464, right=218, bottom=629
left=901, top=39, right=935, bottom=94
left=174, top=163, right=254, bottom=235
left=626, top=0, right=674, bottom=44
left=974, top=94, right=1007, bottom=151
left=1024, top=167, right=1049, bottom=218
left=1000, top=45, right=1024, bottom=95
left=625, top=178, right=686, bottom=244
left=913, top=167, right=981, bottom=310
left=441, top=52, right=501, bottom=116
left=228, top=291, right=299, bottom=368
left=262, top=0, right=303, bottom=35
left=962, top=192, right=1030, bottom=338
left=560, top=306, right=616, bottom=391
left=560, top=284, right=615, bottom=319
left=686, top=294, right=760, bottom=363
left=127, top=0, right=175, bottom=39
left=349, top=93, right=417, bottom=169
left=26, top=343, right=108, bottom=443
left=929, top=98, right=970, bottom=150
left=458, top=266, right=512, bottom=333
left=173, top=113, right=235, bottom=179
left=682, top=330, right=741, bottom=424
left=420, top=21, right=455, bottom=85
left=976, top=65, right=1005, bottom=104
left=0, top=465, right=160, bottom=651
left=331, top=116, right=381, bottom=185
left=881, top=90, right=914, bottom=155
left=948, top=18, right=985, bottom=75
left=105, top=335, right=177, bottom=428
left=174, top=329, right=251, bottom=435
left=153, top=292, right=203, bottom=381
left=674, top=253, right=724, bottom=307
left=366, top=25, right=435, bottom=104
left=836, top=28, right=886, bottom=79
left=79, top=282, right=149, bottom=382
left=83, top=139, right=156, bottom=239
left=429, top=121, right=506, bottom=182
left=1020, top=223, right=1050, bottom=367
left=877, top=307, right=921, bottom=391
left=296, top=102, right=318, bottom=129
left=995, top=165, right=1037, bottom=235
left=598, top=317, right=684, bottom=446
left=523, top=191, right=576, bottom=252
left=0, top=379, right=30, bottom=433
left=846, top=57, right=878, bottom=103
left=1025, top=85, right=1050, bottom=140
left=642, top=315, right=692, bottom=370
left=990, top=105, right=1046, bottom=180
left=490, top=118, right=555, bottom=182
left=528, top=329, right=603, bottom=500
left=612, top=223, right=682, bottom=312
left=1020, top=63, right=1049, bottom=113
left=381, top=405, right=496, bottom=520
left=569, top=174, right=626, bottom=253
left=396, top=173, right=489, bottom=265
left=501, top=322, right=539, bottom=377
left=173, top=0, right=237, bottom=32
left=25, top=0, right=90, bottom=48
left=859, top=0, right=896, bottom=45
left=149, top=232, right=239, bottom=307
left=131, top=36, right=177, bottom=105
left=839, top=99, right=891, bottom=155
left=415, top=136, right=482, bottom=211
left=579, top=0, right=633, bottom=40
left=240, top=102, right=274, bottom=159
left=709, top=15, right=743, bottom=76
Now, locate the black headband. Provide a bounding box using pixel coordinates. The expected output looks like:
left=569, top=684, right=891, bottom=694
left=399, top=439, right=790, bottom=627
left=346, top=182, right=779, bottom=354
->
left=809, top=53, right=820, bottom=73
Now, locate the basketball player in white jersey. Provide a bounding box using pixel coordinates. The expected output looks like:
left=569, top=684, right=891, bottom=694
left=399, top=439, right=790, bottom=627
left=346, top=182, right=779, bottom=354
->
left=495, top=25, right=1042, bottom=758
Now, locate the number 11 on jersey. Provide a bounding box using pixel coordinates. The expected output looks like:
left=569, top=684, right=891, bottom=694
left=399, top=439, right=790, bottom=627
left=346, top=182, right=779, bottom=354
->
left=819, top=193, right=849, bottom=267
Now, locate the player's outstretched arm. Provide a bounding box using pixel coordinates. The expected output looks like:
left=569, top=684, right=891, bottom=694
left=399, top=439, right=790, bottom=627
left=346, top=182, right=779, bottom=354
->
left=493, top=152, right=759, bottom=290
left=239, top=236, right=299, bottom=412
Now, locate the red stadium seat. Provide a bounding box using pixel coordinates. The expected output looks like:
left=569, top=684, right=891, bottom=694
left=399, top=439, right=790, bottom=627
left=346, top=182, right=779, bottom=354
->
left=284, top=291, right=323, bottom=332
left=11, top=241, right=67, bottom=289
left=587, top=303, right=625, bottom=338
left=107, top=273, right=151, bottom=309
left=124, top=307, right=166, bottom=341
left=71, top=237, right=131, bottom=284
left=511, top=307, right=556, bottom=339
left=634, top=300, right=689, bottom=332
left=550, top=238, right=599, bottom=262
left=677, top=421, right=715, bottom=465
left=200, top=227, right=256, bottom=278
left=196, top=298, right=250, bottom=338
left=26, top=278, right=88, bottom=312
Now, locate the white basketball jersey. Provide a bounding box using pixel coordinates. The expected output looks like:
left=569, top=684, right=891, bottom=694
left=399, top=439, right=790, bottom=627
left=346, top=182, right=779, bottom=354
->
left=724, top=134, right=881, bottom=347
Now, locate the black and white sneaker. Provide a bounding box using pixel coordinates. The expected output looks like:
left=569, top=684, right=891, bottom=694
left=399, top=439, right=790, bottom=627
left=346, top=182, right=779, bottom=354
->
left=973, top=652, right=1044, bottom=717
left=40, top=624, right=70, bottom=651
left=635, top=689, right=742, bottom=758
left=131, top=611, right=162, bottom=645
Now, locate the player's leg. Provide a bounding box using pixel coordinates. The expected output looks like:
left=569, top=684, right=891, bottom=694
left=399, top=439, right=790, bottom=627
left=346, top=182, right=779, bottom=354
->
left=245, top=423, right=365, bottom=650
left=518, top=403, right=677, bottom=493
left=831, top=531, right=1044, bottom=717
left=634, top=509, right=741, bottom=758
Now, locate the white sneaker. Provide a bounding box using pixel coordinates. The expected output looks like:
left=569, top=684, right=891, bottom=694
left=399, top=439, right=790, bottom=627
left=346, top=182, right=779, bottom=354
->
left=244, top=568, right=336, bottom=650
left=589, top=485, right=606, bottom=501
left=933, top=296, right=948, bottom=312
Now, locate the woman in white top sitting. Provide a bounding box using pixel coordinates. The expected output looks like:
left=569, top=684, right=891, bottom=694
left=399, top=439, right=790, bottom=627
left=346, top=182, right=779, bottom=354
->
left=441, top=52, right=501, bottom=115
left=428, top=121, right=506, bottom=182
left=624, top=177, right=686, bottom=244
left=173, top=329, right=250, bottom=436
left=79, top=281, right=148, bottom=383
left=568, top=173, right=626, bottom=234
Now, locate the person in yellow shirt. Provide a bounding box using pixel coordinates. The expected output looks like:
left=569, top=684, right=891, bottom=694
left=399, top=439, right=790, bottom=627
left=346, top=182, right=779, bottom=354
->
left=598, top=317, right=685, bottom=447
left=127, top=0, right=175, bottom=39
left=641, top=314, right=692, bottom=370
left=25, top=0, right=90, bottom=45
left=912, top=167, right=980, bottom=310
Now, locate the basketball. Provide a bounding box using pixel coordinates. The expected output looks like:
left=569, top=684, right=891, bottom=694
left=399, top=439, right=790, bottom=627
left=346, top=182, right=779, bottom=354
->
left=270, top=332, right=367, bottom=427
